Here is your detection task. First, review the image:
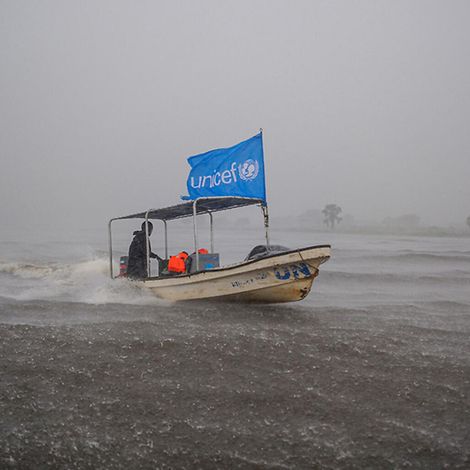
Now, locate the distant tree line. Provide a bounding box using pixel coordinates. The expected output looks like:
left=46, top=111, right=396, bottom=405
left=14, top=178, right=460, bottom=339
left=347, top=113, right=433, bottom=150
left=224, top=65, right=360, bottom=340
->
left=318, top=207, right=470, bottom=232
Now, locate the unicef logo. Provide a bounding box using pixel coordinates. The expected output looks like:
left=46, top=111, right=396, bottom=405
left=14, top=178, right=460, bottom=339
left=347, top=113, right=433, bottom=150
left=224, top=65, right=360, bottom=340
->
left=238, top=159, right=259, bottom=181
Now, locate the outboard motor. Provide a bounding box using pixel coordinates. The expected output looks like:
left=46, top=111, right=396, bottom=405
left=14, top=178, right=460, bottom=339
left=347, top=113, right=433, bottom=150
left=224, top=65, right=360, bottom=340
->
left=119, top=255, right=128, bottom=277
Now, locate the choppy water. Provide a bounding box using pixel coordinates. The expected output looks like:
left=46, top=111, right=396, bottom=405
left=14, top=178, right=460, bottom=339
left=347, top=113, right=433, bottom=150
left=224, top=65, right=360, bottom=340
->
left=1, top=228, right=469, bottom=468
left=2, top=229, right=469, bottom=310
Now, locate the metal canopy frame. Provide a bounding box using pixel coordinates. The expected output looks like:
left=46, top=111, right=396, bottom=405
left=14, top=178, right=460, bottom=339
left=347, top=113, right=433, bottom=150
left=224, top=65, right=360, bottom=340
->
left=108, top=196, right=269, bottom=278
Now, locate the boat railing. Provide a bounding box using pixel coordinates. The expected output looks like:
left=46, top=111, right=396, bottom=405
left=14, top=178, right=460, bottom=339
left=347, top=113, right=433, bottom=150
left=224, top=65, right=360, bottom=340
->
left=108, top=196, right=270, bottom=279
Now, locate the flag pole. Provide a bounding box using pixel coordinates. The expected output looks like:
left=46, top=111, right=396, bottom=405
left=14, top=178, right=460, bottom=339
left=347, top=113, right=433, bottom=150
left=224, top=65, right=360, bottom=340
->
left=259, top=128, right=270, bottom=248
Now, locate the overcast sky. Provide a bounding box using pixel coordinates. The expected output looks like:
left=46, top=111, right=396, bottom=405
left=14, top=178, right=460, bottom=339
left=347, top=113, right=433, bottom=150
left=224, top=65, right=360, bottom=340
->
left=1, top=0, right=469, bottom=232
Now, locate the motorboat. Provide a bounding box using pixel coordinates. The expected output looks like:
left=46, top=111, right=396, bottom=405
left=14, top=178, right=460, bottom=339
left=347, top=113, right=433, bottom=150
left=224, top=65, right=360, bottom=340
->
left=108, top=196, right=330, bottom=303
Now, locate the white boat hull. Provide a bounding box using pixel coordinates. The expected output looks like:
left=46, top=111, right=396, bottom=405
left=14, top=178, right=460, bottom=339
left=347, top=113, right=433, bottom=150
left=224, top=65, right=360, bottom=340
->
left=140, top=245, right=330, bottom=303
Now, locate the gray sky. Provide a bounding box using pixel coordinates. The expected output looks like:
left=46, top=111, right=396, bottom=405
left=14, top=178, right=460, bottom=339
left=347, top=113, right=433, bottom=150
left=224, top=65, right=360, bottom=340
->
left=1, top=0, right=469, bottom=231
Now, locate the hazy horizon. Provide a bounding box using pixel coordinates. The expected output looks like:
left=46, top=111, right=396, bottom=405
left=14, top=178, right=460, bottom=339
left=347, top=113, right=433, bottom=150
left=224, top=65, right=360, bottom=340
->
left=1, top=0, right=469, bottom=234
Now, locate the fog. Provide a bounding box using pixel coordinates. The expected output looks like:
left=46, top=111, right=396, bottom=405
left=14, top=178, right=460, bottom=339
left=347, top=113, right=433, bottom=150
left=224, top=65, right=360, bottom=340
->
left=1, top=0, right=469, bottom=234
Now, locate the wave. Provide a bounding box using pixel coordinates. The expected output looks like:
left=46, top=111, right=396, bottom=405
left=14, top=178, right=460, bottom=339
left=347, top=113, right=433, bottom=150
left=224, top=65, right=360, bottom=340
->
left=338, top=252, right=470, bottom=265
left=0, top=258, right=160, bottom=306
left=322, top=269, right=470, bottom=283
left=0, top=261, right=61, bottom=278
left=391, top=253, right=470, bottom=263
left=420, top=299, right=470, bottom=309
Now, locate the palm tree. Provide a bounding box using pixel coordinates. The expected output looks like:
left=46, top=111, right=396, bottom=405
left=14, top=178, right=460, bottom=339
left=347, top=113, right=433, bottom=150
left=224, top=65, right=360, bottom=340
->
left=322, top=204, right=342, bottom=229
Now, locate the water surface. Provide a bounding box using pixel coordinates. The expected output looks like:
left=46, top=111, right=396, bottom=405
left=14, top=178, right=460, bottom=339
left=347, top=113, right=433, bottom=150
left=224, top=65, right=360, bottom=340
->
left=1, top=229, right=469, bottom=468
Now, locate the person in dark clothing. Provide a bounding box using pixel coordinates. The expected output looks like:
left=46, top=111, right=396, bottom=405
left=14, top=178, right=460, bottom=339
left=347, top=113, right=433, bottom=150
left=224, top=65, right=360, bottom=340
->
left=127, top=221, right=162, bottom=279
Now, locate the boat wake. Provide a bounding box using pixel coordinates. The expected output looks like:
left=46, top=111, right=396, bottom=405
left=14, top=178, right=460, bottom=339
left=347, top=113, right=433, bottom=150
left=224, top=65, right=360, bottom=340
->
left=0, top=258, right=159, bottom=306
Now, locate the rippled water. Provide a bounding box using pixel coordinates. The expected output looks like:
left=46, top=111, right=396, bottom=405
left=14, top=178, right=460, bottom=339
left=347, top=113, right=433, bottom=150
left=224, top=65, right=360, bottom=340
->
left=2, top=229, right=469, bottom=309
left=1, top=228, right=469, bottom=468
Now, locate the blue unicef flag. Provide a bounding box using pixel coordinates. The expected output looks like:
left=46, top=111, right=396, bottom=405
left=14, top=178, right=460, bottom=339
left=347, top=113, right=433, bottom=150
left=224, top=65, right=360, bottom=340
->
left=184, top=132, right=266, bottom=202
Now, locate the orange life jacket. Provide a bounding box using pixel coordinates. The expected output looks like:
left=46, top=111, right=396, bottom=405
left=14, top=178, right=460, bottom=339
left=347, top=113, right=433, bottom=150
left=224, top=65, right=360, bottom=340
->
left=168, top=251, right=188, bottom=273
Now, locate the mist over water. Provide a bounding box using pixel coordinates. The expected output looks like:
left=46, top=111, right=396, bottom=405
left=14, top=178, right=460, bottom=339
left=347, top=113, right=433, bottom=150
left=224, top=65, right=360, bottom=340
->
left=2, top=1, right=470, bottom=230
left=2, top=0, right=470, bottom=466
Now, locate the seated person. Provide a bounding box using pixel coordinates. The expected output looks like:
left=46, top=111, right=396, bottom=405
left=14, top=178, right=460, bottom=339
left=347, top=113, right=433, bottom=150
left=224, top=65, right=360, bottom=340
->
left=127, top=221, right=162, bottom=279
